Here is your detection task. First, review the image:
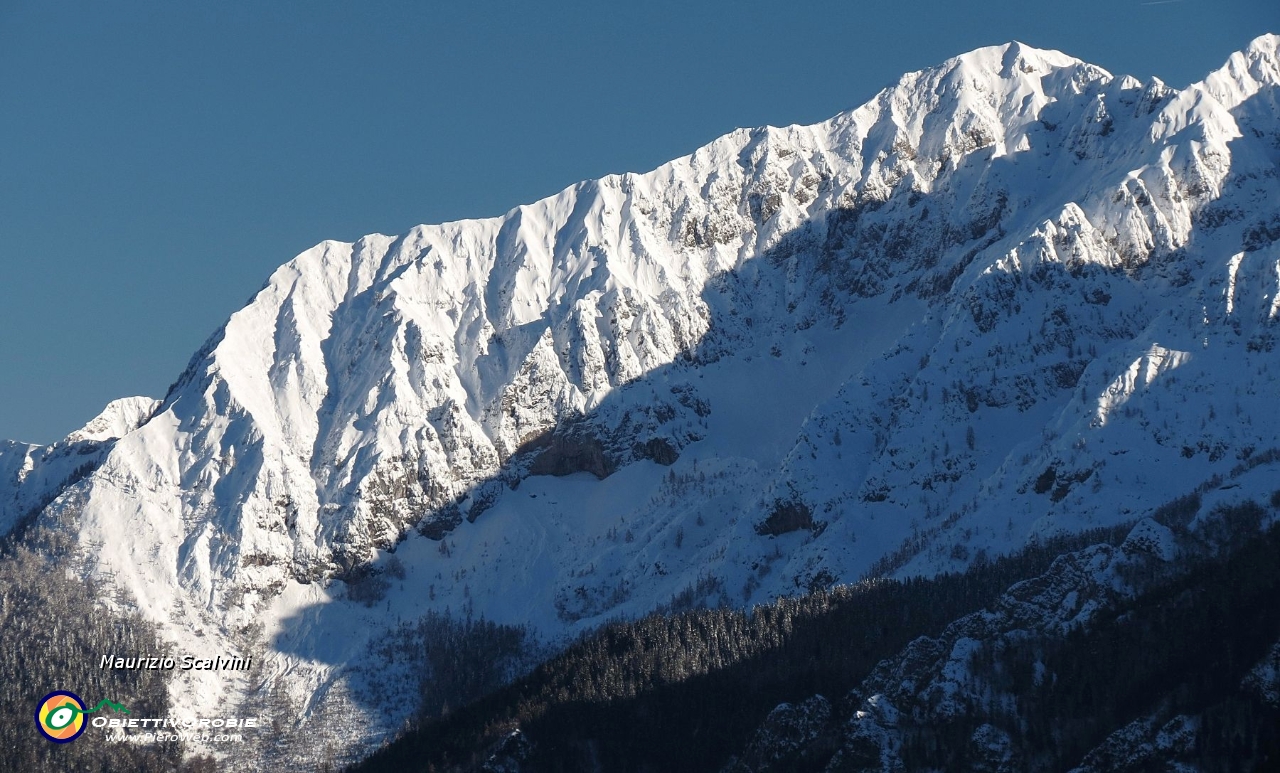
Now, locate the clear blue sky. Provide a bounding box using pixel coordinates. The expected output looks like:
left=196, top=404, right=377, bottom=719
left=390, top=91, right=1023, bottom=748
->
left=1, top=0, right=1274, bottom=444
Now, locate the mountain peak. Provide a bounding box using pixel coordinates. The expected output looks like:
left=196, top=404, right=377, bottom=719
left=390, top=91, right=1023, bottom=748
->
left=940, top=40, right=1093, bottom=80
left=63, top=396, right=160, bottom=445
left=1245, top=31, right=1280, bottom=58
left=1195, top=32, right=1280, bottom=109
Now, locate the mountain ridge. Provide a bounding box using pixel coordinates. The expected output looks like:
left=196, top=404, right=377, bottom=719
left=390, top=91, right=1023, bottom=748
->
left=5, top=34, right=1279, bottom=766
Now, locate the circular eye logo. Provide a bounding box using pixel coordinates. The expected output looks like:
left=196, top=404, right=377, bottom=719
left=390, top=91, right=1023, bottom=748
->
left=35, top=691, right=87, bottom=743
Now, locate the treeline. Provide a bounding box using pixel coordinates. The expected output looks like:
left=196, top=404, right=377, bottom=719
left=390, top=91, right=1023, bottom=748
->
left=350, top=524, right=1132, bottom=773
left=0, top=542, right=200, bottom=772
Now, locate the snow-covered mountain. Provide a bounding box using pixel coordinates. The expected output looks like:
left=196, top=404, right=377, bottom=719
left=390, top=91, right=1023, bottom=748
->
left=5, top=34, right=1279, bottom=765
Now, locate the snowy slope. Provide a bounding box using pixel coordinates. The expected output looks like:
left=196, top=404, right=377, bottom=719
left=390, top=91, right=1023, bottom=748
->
left=4, top=34, right=1280, bottom=764
left=0, top=397, right=158, bottom=537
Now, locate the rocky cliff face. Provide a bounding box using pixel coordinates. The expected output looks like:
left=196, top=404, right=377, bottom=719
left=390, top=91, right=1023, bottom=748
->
left=5, top=35, right=1280, bottom=766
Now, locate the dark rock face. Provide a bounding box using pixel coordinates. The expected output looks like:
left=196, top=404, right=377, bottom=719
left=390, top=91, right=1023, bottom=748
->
left=415, top=509, right=463, bottom=541
left=528, top=433, right=616, bottom=479
left=635, top=437, right=679, bottom=466
left=755, top=499, right=815, bottom=536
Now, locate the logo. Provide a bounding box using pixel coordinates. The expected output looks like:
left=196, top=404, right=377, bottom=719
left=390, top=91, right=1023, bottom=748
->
left=35, top=691, right=129, bottom=743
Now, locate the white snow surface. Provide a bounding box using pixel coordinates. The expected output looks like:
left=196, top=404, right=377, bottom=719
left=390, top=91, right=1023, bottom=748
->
left=4, top=35, right=1280, bottom=764
left=0, top=396, right=159, bottom=536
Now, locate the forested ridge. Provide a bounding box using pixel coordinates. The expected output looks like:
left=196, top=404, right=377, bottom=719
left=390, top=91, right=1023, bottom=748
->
left=4, top=497, right=1274, bottom=773
left=351, top=525, right=1133, bottom=773
left=0, top=529, right=203, bottom=772
left=884, top=503, right=1280, bottom=772
left=352, top=496, right=1280, bottom=773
